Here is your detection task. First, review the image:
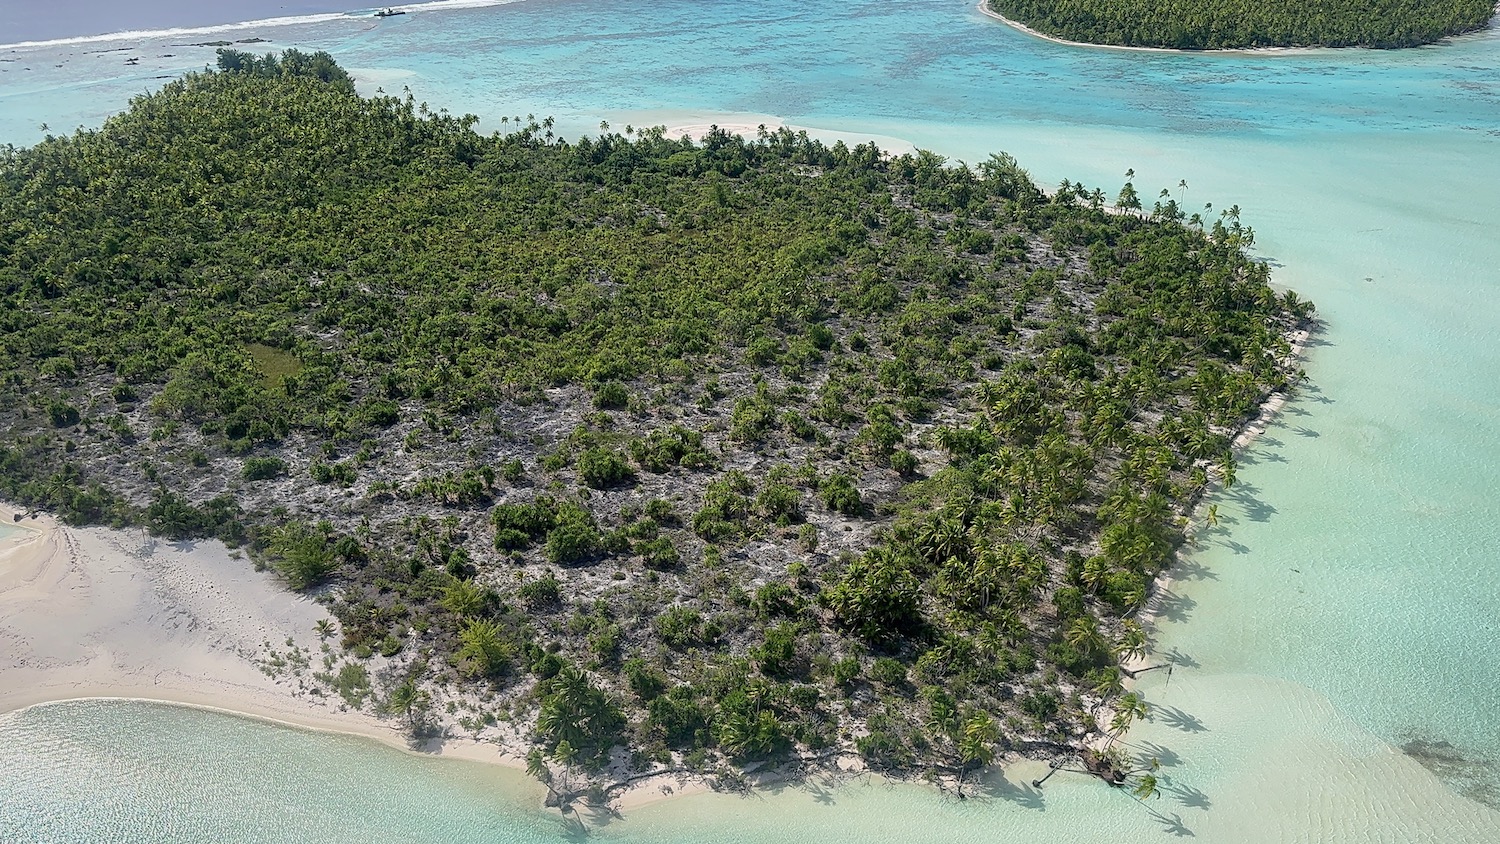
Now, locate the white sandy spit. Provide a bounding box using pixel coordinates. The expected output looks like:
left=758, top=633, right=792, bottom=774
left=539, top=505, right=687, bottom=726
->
left=0, top=503, right=406, bottom=739
left=0, top=502, right=728, bottom=810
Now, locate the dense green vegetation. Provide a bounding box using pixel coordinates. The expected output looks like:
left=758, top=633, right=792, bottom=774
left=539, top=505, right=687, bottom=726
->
left=988, top=0, right=1495, bottom=49
left=0, top=51, right=1310, bottom=795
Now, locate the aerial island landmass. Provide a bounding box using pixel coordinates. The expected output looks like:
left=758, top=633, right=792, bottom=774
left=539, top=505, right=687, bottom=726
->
left=0, top=51, right=1312, bottom=808
left=984, top=0, right=1496, bottom=50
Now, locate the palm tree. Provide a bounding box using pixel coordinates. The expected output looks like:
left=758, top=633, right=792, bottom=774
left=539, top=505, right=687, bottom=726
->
left=525, top=747, right=553, bottom=787
left=43, top=471, right=74, bottom=506
left=1093, top=668, right=1125, bottom=698
left=1109, top=691, right=1149, bottom=737
left=1205, top=503, right=1219, bottom=527
left=1066, top=616, right=1107, bottom=657
left=1131, top=772, right=1162, bottom=801
left=745, top=677, right=773, bottom=715
left=441, top=578, right=487, bottom=617
left=1113, top=619, right=1148, bottom=664
left=548, top=739, right=580, bottom=809
left=717, top=713, right=752, bottom=757
left=925, top=695, right=959, bottom=738
left=385, top=677, right=430, bottom=735
left=916, top=517, right=968, bottom=565
left=955, top=711, right=998, bottom=798
left=1218, top=452, right=1236, bottom=488
left=456, top=618, right=509, bottom=678
left=537, top=666, right=621, bottom=760
left=1080, top=555, right=1110, bottom=594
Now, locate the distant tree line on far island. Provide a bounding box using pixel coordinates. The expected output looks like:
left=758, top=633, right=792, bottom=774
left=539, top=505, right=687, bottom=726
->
left=988, top=0, right=1495, bottom=49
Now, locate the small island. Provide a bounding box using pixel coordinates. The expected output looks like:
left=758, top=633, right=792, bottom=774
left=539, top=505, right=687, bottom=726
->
left=0, top=51, right=1310, bottom=807
left=985, top=0, right=1497, bottom=50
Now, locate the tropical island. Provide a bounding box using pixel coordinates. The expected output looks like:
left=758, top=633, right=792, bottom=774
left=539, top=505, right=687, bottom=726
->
left=0, top=51, right=1310, bottom=806
left=984, top=0, right=1496, bottom=50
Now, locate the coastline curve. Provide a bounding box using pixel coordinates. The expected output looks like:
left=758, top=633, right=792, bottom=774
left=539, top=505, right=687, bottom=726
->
left=973, top=1, right=1500, bottom=55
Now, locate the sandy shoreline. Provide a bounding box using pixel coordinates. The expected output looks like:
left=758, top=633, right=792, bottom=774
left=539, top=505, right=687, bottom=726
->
left=0, top=501, right=736, bottom=812
left=663, top=118, right=919, bottom=156
left=665, top=121, right=779, bottom=141
left=0, top=308, right=1311, bottom=813
left=0, top=505, right=385, bottom=734
left=0, top=504, right=542, bottom=761
left=0, top=499, right=1050, bottom=811
left=0, top=249, right=1313, bottom=817
left=0, top=301, right=1315, bottom=811
left=975, top=1, right=1316, bottom=56
left=1129, top=323, right=1314, bottom=649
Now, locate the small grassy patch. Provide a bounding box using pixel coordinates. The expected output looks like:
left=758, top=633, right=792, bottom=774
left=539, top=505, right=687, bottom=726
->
left=245, top=343, right=302, bottom=388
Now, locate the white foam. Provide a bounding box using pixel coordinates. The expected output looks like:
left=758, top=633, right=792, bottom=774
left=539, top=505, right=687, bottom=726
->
left=0, top=0, right=522, bottom=52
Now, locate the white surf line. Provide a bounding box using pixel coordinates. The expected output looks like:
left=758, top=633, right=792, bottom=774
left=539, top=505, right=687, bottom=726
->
left=0, top=0, right=523, bottom=52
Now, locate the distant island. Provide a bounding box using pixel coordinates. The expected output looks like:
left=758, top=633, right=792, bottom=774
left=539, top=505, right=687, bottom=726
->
left=985, top=0, right=1496, bottom=50
left=0, top=50, right=1309, bottom=806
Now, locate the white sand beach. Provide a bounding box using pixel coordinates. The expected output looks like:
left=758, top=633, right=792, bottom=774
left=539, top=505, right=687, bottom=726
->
left=0, top=503, right=406, bottom=737
left=662, top=118, right=918, bottom=156
left=0, top=501, right=740, bottom=809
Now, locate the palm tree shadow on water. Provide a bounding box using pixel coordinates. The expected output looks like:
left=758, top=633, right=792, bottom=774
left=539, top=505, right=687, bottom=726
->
left=1160, top=647, right=1200, bottom=670
left=1130, top=740, right=1182, bottom=769
left=1150, top=705, right=1208, bottom=734
left=573, top=800, right=625, bottom=834
left=1165, top=781, right=1212, bottom=810
left=1146, top=807, right=1196, bottom=837
left=1223, top=481, right=1277, bottom=524
left=1168, top=557, right=1218, bottom=583
left=759, top=772, right=842, bottom=807
left=1149, top=589, right=1197, bottom=624
left=558, top=807, right=594, bottom=842
left=969, top=767, right=1046, bottom=810
left=1299, top=381, right=1335, bottom=405
left=1148, top=769, right=1213, bottom=812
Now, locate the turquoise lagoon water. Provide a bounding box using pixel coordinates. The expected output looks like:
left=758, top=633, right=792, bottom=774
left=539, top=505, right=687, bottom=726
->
left=0, top=701, right=558, bottom=843
left=4, top=0, right=1500, bottom=840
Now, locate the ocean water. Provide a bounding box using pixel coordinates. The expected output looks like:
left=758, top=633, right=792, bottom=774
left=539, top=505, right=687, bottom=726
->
left=0, top=701, right=559, bottom=843
left=3, top=0, right=1500, bottom=840
left=0, top=0, right=359, bottom=44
